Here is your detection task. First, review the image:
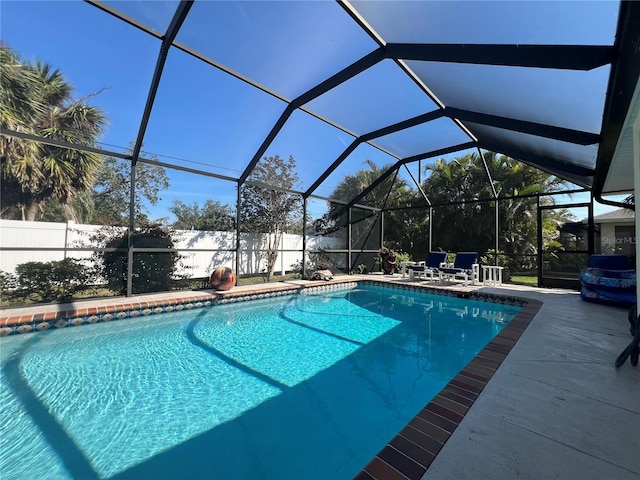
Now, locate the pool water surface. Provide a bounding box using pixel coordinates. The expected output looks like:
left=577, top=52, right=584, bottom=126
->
left=0, top=284, right=521, bottom=479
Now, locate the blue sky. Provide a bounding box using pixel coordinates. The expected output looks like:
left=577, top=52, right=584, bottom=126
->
left=1, top=1, right=625, bottom=222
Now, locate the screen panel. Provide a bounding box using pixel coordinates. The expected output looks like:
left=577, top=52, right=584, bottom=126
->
left=145, top=48, right=287, bottom=178
left=408, top=62, right=610, bottom=134
left=305, top=60, right=438, bottom=136
left=102, top=1, right=180, bottom=33
left=350, top=1, right=618, bottom=46
left=176, top=1, right=377, bottom=99
left=370, top=118, right=472, bottom=160
left=260, top=110, right=355, bottom=191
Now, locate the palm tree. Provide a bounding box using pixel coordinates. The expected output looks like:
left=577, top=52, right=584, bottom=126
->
left=0, top=46, right=42, bottom=216
left=424, top=154, right=495, bottom=252
left=422, top=152, right=569, bottom=254
left=326, top=160, right=408, bottom=248
left=487, top=153, right=568, bottom=255
left=0, top=45, right=107, bottom=221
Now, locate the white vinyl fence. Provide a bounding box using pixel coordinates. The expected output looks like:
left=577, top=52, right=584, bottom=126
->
left=0, top=219, right=343, bottom=278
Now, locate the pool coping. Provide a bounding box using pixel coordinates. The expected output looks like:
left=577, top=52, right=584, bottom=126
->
left=0, top=278, right=542, bottom=479
left=0, top=281, right=311, bottom=334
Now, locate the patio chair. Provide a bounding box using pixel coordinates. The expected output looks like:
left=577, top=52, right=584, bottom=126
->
left=406, top=251, right=448, bottom=281
left=439, top=252, right=479, bottom=286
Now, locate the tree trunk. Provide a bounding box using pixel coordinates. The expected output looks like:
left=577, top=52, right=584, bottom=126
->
left=266, top=231, right=281, bottom=280
left=25, top=202, right=40, bottom=221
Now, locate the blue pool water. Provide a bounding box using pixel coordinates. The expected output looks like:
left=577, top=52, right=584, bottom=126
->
left=0, top=284, right=521, bottom=480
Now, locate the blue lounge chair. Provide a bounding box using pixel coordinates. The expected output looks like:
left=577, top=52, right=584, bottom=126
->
left=406, top=251, right=448, bottom=281
left=439, top=252, right=479, bottom=286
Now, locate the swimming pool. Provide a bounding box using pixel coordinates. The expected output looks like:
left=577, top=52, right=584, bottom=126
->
left=1, top=282, right=524, bottom=480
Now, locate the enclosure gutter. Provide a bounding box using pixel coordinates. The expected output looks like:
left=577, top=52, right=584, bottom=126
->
left=634, top=104, right=640, bottom=316
left=593, top=1, right=640, bottom=200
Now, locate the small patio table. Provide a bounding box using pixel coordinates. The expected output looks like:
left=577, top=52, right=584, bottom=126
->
left=482, top=265, right=504, bottom=286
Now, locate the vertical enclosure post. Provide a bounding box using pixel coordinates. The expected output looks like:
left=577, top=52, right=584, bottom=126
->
left=348, top=208, right=352, bottom=274
left=495, top=199, right=499, bottom=265
left=429, top=206, right=433, bottom=251
left=235, top=183, right=241, bottom=284
left=536, top=195, right=542, bottom=288
left=302, top=198, right=307, bottom=279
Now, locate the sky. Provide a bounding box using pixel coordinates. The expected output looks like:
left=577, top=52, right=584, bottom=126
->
left=1, top=0, right=627, bottom=223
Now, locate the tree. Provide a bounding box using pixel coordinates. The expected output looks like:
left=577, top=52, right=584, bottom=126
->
left=38, top=154, right=169, bottom=225
left=39, top=192, right=96, bottom=224
left=325, top=160, right=412, bottom=262
left=0, top=47, right=42, bottom=182
left=422, top=154, right=495, bottom=253
left=422, top=152, right=569, bottom=255
left=170, top=199, right=235, bottom=231
left=239, top=155, right=301, bottom=280
left=88, top=155, right=169, bottom=226
left=0, top=45, right=107, bottom=221
left=91, top=224, right=184, bottom=295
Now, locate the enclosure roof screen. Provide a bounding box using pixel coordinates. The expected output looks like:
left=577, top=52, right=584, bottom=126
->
left=2, top=0, right=639, bottom=203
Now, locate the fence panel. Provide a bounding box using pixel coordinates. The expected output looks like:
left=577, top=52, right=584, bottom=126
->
left=0, top=220, right=342, bottom=277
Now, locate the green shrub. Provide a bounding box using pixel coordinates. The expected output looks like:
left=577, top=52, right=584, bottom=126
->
left=394, top=251, right=412, bottom=264
left=13, top=259, right=91, bottom=303
left=309, top=249, right=336, bottom=271
left=288, top=258, right=316, bottom=279
left=356, top=263, right=368, bottom=274
left=92, top=224, right=185, bottom=295
left=289, top=250, right=337, bottom=279
left=0, top=271, right=19, bottom=301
